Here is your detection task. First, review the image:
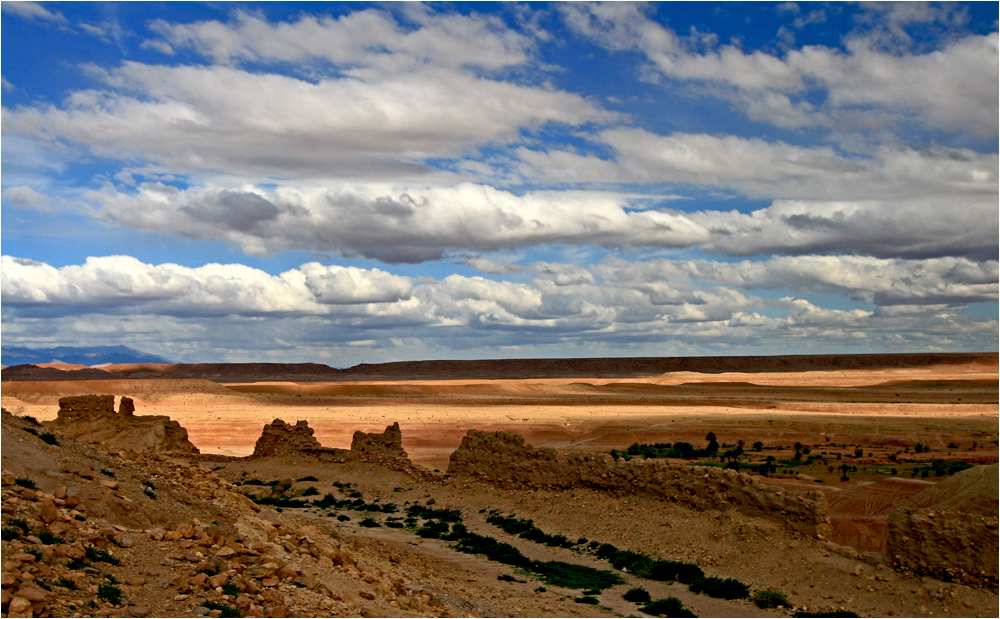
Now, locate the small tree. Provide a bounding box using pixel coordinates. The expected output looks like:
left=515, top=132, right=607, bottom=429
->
left=839, top=463, right=851, bottom=482
left=705, top=432, right=719, bottom=454
left=752, top=441, right=763, bottom=452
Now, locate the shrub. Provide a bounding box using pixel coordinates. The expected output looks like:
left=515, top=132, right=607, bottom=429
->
left=359, top=517, right=381, bottom=528
left=595, top=543, right=619, bottom=560
left=56, top=577, right=78, bottom=590
left=1, top=526, right=22, bottom=541
left=67, top=558, right=91, bottom=570
left=689, top=576, right=750, bottom=600
left=611, top=550, right=653, bottom=576
left=532, top=560, right=624, bottom=591
left=39, top=531, right=65, bottom=545
left=297, top=476, right=319, bottom=482
left=85, top=546, right=121, bottom=565
left=574, top=596, right=599, bottom=605
left=648, top=559, right=704, bottom=584
left=337, top=515, right=350, bottom=522
left=302, top=486, right=319, bottom=497
left=203, top=600, right=242, bottom=617
left=21, top=415, right=40, bottom=425
left=623, top=587, right=651, bottom=603
left=642, top=597, right=696, bottom=618
left=221, top=581, right=241, bottom=597
left=143, top=487, right=157, bottom=500
left=97, top=582, right=122, bottom=605
left=416, top=520, right=450, bottom=538
left=534, top=586, right=547, bottom=593
left=100, top=469, right=115, bottom=478
left=40, top=432, right=59, bottom=445
left=15, top=477, right=37, bottom=489
left=753, top=587, right=790, bottom=609
left=498, top=574, right=526, bottom=583
left=793, top=612, right=859, bottom=618
left=406, top=504, right=462, bottom=522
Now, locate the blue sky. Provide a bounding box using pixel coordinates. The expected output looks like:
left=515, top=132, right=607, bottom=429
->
left=2, top=1, right=997, bottom=364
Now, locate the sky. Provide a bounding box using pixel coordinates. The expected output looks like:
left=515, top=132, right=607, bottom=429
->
left=1, top=1, right=997, bottom=365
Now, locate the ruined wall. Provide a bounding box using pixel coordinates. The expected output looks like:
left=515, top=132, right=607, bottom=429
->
left=886, top=464, right=998, bottom=588
left=252, top=419, right=328, bottom=458
left=350, top=422, right=407, bottom=463
left=48, top=395, right=198, bottom=454
left=249, top=419, right=426, bottom=476
left=448, top=430, right=831, bottom=538
left=57, top=395, right=116, bottom=418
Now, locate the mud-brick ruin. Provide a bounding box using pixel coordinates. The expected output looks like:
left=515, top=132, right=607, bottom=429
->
left=251, top=419, right=414, bottom=470
left=46, top=395, right=198, bottom=453
left=447, top=429, right=831, bottom=537
left=30, top=395, right=1000, bottom=592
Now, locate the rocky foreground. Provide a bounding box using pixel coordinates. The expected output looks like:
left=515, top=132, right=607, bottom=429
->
left=2, top=397, right=998, bottom=618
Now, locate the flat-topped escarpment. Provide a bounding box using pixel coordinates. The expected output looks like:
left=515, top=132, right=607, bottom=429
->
left=3, top=352, right=995, bottom=383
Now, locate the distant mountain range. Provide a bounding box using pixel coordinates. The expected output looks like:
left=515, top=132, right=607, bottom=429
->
left=1, top=345, right=172, bottom=367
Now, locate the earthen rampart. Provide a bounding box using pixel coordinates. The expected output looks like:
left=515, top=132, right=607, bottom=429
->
left=47, top=395, right=198, bottom=453
left=250, top=420, right=419, bottom=475
left=885, top=464, right=998, bottom=588
left=448, top=430, right=831, bottom=538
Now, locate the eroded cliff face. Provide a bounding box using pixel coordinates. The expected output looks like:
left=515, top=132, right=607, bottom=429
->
left=448, top=429, right=831, bottom=538
left=886, top=464, right=999, bottom=588
left=46, top=395, right=198, bottom=454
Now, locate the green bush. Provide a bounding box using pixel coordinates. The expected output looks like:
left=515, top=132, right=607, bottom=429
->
left=752, top=587, right=789, bottom=609
left=296, top=476, right=319, bottom=482
left=2, top=526, right=22, bottom=541
left=203, top=600, right=242, bottom=617
left=574, top=596, right=599, bottom=605
left=611, top=550, right=653, bottom=576
left=649, top=559, right=704, bottom=584
left=532, top=560, right=624, bottom=591
left=38, top=531, right=65, bottom=545
left=56, top=576, right=78, bottom=590
left=12, top=518, right=32, bottom=534
left=85, top=546, right=121, bottom=565
left=359, top=517, right=381, bottom=528
left=416, top=520, right=450, bottom=538
left=689, top=576, right=750, bottom=600
left=40, top=432, right=59, bottom=445
left=97, top=582, right=122, bottom=605
left=595, top=543, right=619, bottom=560
left=793, top=611, right=859, bottom=618
left=623, top=587, right=652, bottom=603
left=642, top=597, right=697, bottom=617
left=15, top=477, right=37, bottom=489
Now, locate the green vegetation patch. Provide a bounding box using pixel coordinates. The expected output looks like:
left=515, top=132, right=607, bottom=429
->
left=688, top=576, right=750, bottom=600
left=753, top=587, right=790, bottom=609
left=641, top=597, right=697, bottom=617
left=623, top=587, right=652, bottom=603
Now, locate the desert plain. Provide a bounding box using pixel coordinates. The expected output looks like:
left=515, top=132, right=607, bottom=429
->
left=1, top=353, right=998, bottom=618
